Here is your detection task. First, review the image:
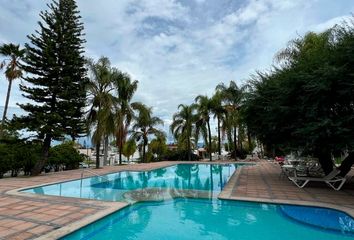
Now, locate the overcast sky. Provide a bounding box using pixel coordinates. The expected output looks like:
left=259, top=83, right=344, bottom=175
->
left=0, top=0, right=353, bottom=138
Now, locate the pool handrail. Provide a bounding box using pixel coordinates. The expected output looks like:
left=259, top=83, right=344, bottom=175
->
left=80, top=168, right=110, bottom=182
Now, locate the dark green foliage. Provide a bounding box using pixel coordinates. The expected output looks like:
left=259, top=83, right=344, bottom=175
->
left=0, top=139, right=82, bottom=177
left=48, top=141, right=84, bottom=171
left=11, top=143, right=41, bottom=176
left=163, top=149, right=201, bottom=161
left=16, top=0, right=87, bottom=175
left=242, top=19, right=354, bottom=174
left=148, top=133, right=167, bottom=161
left=0, top=144, right=13, bottom=178
left=122, top=139, right=136, bottom=161
left=229, top=149, right=247, bottom=160
left=0, top=136, right=41, bottom=178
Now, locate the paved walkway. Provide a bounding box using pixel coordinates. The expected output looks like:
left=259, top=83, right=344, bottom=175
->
left=0, top=162, right=176, bottom=240
left=220, top=160, right=354, bottom=216
left=0, top=160, right=353, bottom=239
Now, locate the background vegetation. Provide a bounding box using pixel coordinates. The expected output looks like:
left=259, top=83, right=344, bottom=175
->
left=0, top=0, right=353, bottom=177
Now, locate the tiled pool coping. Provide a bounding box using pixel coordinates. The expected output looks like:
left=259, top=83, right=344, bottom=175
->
left=1, top=160, right=354, bottom=239
left=219, top=162, right=354, bottom=217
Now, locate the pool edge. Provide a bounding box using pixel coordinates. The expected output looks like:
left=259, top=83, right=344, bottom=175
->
left=5, top=161, right=239, bottom=239
left=219, top=195, right=354, bottom=218
left=36, top=201, right=130, bottom=240
left=6, top=161, right=354, bottom=239
left=218, top=165, right=354, bottom=219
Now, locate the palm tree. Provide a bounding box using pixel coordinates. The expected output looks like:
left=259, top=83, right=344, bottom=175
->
left=113, top=72, right=138, bottom=164
left=130, top=103, right=164, bottom=163
left=86, top=57, right=116, bottom=168
left=210, top=91, right=226, bottom=158
left=0, top=43, right=25, bottom=126
left=195, top=95, right=214, bottom=161
left=170, top=104, right=197, bottom=161
left=216, top=81, right=242, bottom=160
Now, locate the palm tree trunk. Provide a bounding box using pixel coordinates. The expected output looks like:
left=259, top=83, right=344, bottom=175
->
left=2, top=79, right=13, bottom=125
left=227, top=127, right=232, bottom=153
left=96, top=141, right=101, bottom=169
left=233, top=126, right=237, bottom=161
left=143, top=137, right=147, bottom=163
left=103, top=136, right=108, bottom=166
left=207, top=120, right=212, bottom=161
left=119, top=147, right=122, bottom=165
left=142, top=140, right=146, bottom=163
left=247, top=128, right=252, bottom=154
left=187, top=132, right=191, bottom=161
left=31, top=134, right=51, bottom=175
left=217, top=116, right=221, bottom=157
left=117, top=125, right=123, bottom=165
left=239, top=133, right=243, bottom=152
left=119, top=128, right=123, bottom=165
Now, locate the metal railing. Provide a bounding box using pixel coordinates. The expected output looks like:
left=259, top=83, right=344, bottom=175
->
left=80, top=168, right=110, bottom=181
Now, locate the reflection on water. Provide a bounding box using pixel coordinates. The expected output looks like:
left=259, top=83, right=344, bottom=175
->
left=62, top=199, right=354, bottom=240
left=93, top=164, right=233, bottom=191
left=24, top=164, right=238, bottom=202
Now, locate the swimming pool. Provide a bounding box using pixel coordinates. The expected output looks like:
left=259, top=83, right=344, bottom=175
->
left=62, top=198, right=354, bottom=240
left=23, top=164, right=238, bottom=201
left=22, top=163, right=354, bottom=239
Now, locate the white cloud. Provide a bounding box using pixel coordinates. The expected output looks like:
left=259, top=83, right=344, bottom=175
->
left=1, top=0, right=354, bottom=137
left=312, top=15, right=353, bottom=32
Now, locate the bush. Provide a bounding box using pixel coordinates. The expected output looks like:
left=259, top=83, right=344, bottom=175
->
left=122, top=140, right=136, bottom=161
left=0, top=144, right=13, bottom=178
left=229, top=148, right=248, bottom=160
left=163, top=149, right=201, bottom=161
left=0, top=140, right=41, bottom=178
left=48, top=141, right=84, bottom=171
left=145, top=151, right=154, bottom=163
left=149, top=139, right=167, bottom=161
left=19, top=143, right=41, bottom=176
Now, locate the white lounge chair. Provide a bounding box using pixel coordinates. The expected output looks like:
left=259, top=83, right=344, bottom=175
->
left=288, top=169, right=346, bottom=191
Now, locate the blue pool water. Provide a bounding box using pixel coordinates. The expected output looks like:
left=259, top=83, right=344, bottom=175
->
left=23, top=164, right=238, bottom=201
left=23, top=163, right=354, bottom=239
left=62, top=198, right=354, bottom=240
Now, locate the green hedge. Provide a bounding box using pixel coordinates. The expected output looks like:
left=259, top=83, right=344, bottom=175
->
left=0, top=139, right=84, bottom=177
left=0, top=141, right=41, bottom=178
left=48, top=141, right=85, bottom=171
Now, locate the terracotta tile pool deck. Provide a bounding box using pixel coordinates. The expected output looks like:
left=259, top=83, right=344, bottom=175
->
left=0, top=160, right=353, bottom=239
left=219, top=160, right=354, bottom=216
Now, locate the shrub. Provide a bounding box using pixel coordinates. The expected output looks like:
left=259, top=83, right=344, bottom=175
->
left=229, top=149, right=248, bottom=160
left=122, top=140, right=136, bottom=161
left=0, top=144, right=13, bottom=178
left=0, top=136, right=41, bottom=177
left=163, top=149, right=201, bottom=161
left=48, top=141, right=84, bottom=171
left=20, top=143, right=41, bottom=175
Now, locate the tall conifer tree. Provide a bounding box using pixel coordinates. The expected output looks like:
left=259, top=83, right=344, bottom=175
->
left=18, top=0, right=87, bottom=175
